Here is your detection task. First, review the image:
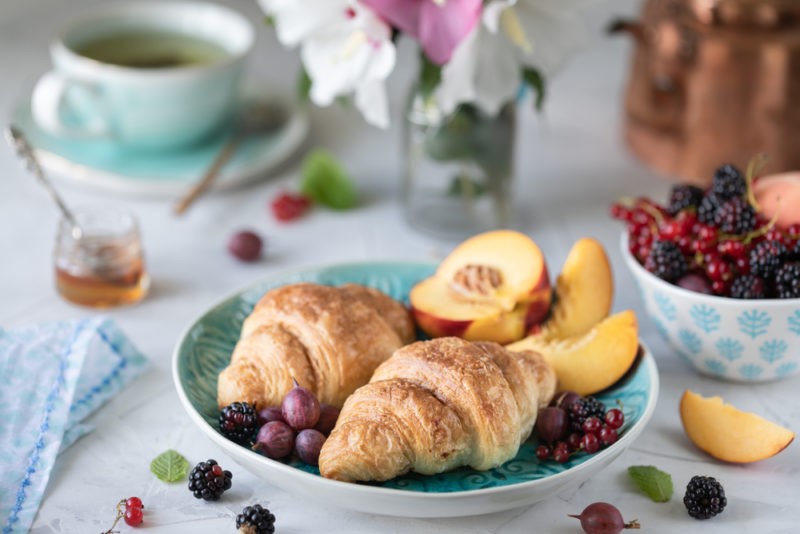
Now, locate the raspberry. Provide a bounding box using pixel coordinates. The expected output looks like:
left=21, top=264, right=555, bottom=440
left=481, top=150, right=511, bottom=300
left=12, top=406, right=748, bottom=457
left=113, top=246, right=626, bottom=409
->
left=188, top=460, right=232, bottom=501
left=645, top=240, right=688, bottom=282
left=697, top=193, right=723, bottom=225
left=713, top=197, right=756, bottom=235
left=712, top=164, right=746, bottom=200
left=730, top=275, right=767, bottom=299
left=775, top=262, right=800, bottom=299
left=219, top=402, right=259, bottom=444
left=236, top=504, right=276, bottom=534
left=668, top=185, right=703, bottom=215
left=749, top=240, right=787, bottom=279
left=684, top=475, right=727, bottom=520
left=270, top=192, right=310, bottom=222
left=568, top=397, right=606, bottom=433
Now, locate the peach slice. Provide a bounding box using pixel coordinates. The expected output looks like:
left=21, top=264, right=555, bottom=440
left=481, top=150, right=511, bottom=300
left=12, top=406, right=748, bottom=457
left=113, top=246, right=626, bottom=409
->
left=507, top=311, right=639, bottom=395
left=753, top=172, right=800, bottom=230
left=530, top=238, right=613, bottom=341
left=410, top=230, right=551, bottom=344
left=680, top=390, right=795, bottom=463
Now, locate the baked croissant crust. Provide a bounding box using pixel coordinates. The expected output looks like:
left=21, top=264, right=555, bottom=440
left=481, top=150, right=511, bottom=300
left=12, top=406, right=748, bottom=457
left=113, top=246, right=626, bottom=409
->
left=217, top=283, right=414, bottom=409
left=318, top=337, right=556, bottom=482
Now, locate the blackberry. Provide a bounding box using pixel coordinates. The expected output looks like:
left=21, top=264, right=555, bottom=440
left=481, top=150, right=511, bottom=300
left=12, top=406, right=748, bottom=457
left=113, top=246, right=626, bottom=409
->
left=236, top=504, right=276, bottom=534
left=645, top=240, right=688, bottom=282
left=749, top=240, right=787, bottom=279
left=730, top=275, right=767, bottom=299
left=712, top=164, right=746, bottom=200
left=568, top=397, right=606, bottom=433
left=697, top=193, right=722, bottom=225
left=188, top=459, right=232, bottom=501
left=789, top=240, right=800, bottom=261
left=684, top=475, right=727, bottom=519
left=775, top=262, right=800, bottom=299
left=713, top=197, right=756, bottom=235
left=668, top=185, right=703, bottom=215
left=219, top=401, right=258, bottom=444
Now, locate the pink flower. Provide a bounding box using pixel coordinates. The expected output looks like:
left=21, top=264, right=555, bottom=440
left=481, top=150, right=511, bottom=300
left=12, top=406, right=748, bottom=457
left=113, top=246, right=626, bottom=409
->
left=361, top=0, right=482, bottom=65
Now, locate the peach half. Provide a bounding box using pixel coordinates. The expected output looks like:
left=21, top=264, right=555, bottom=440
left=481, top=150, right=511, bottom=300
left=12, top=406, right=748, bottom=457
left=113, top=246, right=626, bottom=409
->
left=508, top=310, right=639, bottom=395
left=680, top=390, right=795, bottom=463
left=530, top=238, right=613, bottom=341
left=410, top=230, right=551, bottom=344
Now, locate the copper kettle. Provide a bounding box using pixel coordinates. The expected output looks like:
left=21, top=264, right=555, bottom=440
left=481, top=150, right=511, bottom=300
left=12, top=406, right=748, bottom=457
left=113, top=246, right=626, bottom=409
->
left=613, top=0, right=800, bottom=186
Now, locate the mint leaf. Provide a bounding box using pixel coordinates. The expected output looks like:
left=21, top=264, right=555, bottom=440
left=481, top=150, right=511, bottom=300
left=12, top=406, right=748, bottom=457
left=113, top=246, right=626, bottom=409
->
left=300, top=149, right=357, bottom=210
left=522, top=68, right=546, bottom=111
left=297, top=67, right=312, bottom=102
left=150, top=450, right=190, bottom=483
left=628, top=465, right=674, bottom=502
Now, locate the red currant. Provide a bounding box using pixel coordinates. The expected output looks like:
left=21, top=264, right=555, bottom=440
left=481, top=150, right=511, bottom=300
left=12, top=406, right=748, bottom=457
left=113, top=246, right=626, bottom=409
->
left=553, top=442, right=570, bottom=463
left=580, top=433, right=600, bottom=454
left=599, top=426, right=619, bottom=447
left=735, top=256, right=751, bottom=275
left=125, top=497, right=143, bottom=510
left=705, top=255, right=732, bottom=282
left=658, top=220, right=682, bottom=240
left=270, top=192, right=311, bottom=222
left=717, top=239, right=746, bottom=259
left=582, top=417, right=602, bottom=436
left=691, top=239, right=714, bottom=255
left=696, top=224, right=717, bottom=241
left=765, top=228, right=788, bottom=244
left=124, top=506, right=143, bottom=527
left=711, top=279, right=730, bottom=295
left=676, top=235, right=692, bottom=254
left=566, top=432, right=582, bottom=451
left=604, top=409, right=624, bottom=429
left=785, top=224, right=800, bottom=238
left=609, top=204, right=633, bottom=222
left=535, top=445, right=551, bottom=461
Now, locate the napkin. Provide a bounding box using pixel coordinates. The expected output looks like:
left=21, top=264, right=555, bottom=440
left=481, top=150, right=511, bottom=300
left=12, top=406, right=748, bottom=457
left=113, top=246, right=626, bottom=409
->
left=0, top=316, right=149, bottom=534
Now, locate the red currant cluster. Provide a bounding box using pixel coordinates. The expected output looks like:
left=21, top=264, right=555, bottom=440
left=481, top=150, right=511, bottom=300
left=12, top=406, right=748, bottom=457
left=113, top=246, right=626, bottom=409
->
left=270, top=191, right=311, bottom=222
left=534, top=392, right=625, bottom=463
left=101, top=496, right=143, bottom=533
left=611, top=163, right=800, bottom=299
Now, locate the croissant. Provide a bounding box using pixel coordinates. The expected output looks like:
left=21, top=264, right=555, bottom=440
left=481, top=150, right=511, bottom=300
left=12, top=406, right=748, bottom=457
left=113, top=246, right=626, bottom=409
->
left=217, top=283, right=414, bottom=409
left=319, top=337, right=557, bottom=482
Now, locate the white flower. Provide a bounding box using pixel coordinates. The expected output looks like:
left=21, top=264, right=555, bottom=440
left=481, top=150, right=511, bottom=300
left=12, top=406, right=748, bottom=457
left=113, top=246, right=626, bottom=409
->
left=436, top=0, right=588, bottom=115
left=259, top=0, right=396, bottom=129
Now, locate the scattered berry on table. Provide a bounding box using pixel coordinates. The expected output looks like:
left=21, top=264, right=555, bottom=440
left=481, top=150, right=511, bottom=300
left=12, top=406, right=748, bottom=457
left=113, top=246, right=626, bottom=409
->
left=684, top=475, right=727, bottom=520
left=668, top=184, right=703, bottom=215
left=219, top=401, right=259, bottom=444
left=775, top=262, right=800, bottom=299
left=124, top=506, right=144, bottom=527
left=236, top=504, right=276, bottom=534
left=569, top=502, right=641, bottom=534
left=713, top=197, right=756, bottom=235
left=730, top=275, right=767, bottom=299
left=712, top=164, right=747, bottom=200
left=228, top=231, right=263, bottom=262
left=645, top=240, right=688, bottom=282
left=188, top=459, right=233, bottom=501
left=569, top=397, right=606, bottom=433
left=270, top=192, right=310, bottom=222
left=125, top=497, right=143, bottom=510
left=749, top=240, right=788, bottom=279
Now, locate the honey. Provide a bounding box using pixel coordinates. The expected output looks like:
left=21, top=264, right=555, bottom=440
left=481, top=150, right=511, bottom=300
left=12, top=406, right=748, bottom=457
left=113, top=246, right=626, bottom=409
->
left=53, top=209, right=149, bottom=308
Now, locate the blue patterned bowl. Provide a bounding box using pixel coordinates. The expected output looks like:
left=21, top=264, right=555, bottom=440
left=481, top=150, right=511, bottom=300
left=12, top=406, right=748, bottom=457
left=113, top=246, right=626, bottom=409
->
left=621, top=234, right=800, bottom=382
left=172, top=261, right=659, bottom=517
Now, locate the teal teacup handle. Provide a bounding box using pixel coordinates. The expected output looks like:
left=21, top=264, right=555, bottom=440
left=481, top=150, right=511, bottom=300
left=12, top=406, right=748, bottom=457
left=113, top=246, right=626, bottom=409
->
left=31, top=70, right=111, bottom=138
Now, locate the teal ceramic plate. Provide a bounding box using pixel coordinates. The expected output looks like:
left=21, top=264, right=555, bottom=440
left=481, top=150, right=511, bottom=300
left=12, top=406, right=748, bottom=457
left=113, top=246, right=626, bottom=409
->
left=172, top=262, right=659, bottom=517
left=12, top=90, right=308, bottom=198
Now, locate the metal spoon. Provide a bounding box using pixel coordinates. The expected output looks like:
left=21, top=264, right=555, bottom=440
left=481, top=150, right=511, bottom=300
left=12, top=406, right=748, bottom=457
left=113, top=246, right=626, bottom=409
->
left=5, top=124, right=84, bottom=240
left=173, top=101, right=287, bottom=215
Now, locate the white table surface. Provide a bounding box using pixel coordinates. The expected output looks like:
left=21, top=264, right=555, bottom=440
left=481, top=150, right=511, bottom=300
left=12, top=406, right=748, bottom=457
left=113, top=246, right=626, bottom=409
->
left=2, top=1, right=799, bottom=533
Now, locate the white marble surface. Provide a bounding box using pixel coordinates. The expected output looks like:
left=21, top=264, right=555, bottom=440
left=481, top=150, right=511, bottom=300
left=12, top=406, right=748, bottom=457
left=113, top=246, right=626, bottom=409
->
left=1, top=1, right=799, bottom=533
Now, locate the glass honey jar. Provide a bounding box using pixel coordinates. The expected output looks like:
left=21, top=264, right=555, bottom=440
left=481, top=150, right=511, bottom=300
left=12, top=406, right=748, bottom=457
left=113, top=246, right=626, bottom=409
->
left=53, top=208, right=149, bottom=307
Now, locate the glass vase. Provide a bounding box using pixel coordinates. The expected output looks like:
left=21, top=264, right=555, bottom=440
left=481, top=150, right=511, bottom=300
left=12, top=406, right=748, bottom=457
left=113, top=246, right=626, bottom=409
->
left=403, top=88, right=516, bottom=239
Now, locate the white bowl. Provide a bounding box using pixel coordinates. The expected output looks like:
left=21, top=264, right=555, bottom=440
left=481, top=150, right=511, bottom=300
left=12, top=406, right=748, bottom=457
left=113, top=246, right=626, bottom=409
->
left=621, top=233, right=800, bottom=382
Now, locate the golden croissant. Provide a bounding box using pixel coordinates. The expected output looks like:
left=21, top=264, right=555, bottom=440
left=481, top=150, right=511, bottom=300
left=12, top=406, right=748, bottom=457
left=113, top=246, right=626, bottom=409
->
left=319, top=337, right=557, bottom=482
left=217, top=283, right=414, bottom=409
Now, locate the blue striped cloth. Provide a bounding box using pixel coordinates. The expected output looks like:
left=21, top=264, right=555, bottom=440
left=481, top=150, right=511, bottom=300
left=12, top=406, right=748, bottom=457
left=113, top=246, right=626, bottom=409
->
left=0, top=317, right=148, bottom=533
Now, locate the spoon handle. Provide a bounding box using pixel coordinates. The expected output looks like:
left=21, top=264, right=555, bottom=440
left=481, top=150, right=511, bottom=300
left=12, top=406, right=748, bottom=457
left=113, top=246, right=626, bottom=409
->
left=173, top=136, right=240, bottom=215
left=5, top=124, right=78, bottom=227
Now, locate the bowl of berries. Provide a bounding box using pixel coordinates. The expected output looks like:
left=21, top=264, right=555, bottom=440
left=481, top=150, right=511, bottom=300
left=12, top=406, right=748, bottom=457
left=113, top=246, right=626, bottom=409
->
left=612, top=163, right=800, bottom=382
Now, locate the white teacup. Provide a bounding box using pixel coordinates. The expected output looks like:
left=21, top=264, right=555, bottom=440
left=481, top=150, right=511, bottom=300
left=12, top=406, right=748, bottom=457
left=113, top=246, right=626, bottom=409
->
left=32, top=1, right=254, bottom=151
